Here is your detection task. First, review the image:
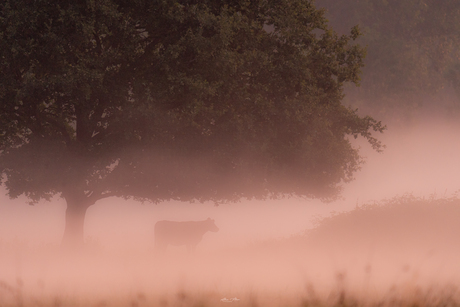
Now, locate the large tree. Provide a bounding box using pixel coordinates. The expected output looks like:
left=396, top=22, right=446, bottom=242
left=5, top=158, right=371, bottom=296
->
left=0, top=0, right=384, bottom=246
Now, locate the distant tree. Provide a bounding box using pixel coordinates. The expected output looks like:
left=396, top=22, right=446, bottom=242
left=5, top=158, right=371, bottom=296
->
left=316, top=0, right=460, bottom=118
left=0, top=0, right=384, bottom=246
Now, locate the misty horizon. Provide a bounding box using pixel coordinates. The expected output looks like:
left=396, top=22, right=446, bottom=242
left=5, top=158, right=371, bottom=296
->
left=1, top=101, right=460, bottom=307
left=1, top=108, right=459, bottom=249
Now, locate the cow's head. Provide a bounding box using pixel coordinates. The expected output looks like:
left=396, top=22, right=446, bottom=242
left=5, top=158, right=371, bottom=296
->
left=206, top=218, right=219, bottom=232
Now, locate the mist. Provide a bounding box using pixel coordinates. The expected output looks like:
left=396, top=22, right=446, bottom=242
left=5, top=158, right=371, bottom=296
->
left=1, top=110, right=460, bottom=306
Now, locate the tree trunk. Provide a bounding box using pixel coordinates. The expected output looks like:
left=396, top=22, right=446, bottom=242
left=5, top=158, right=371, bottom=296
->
left=61, top=189, right=95, bottom=248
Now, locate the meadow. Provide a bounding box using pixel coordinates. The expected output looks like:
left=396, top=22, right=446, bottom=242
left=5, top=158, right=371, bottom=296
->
left=1, top=195, right=460, bottom=307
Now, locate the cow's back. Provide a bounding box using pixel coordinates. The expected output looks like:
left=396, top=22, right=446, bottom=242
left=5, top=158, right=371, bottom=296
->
left=154, top=221, right=201, bottom=246
left=154, top=219, right=219, bottom=252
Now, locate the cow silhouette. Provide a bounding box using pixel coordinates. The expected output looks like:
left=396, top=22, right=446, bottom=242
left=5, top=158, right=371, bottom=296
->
left=154, top=218, right=219, bottom=252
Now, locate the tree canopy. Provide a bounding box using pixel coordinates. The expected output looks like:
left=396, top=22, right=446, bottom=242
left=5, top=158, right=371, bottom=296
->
left=316, top=0, right=460, bottom=118
left=0, top=0, right=384, bottom=245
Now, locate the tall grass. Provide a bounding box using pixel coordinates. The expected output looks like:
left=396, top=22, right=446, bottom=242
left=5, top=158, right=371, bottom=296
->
left=1, top=195, right=460, bottom=306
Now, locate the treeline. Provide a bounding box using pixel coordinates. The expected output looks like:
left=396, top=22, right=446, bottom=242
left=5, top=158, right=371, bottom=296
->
left=316, top=0, right=460, bottom=120
left=306, top=195, right=460, bottom=254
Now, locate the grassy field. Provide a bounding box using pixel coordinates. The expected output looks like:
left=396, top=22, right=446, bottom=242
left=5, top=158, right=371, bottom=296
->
left=1, top=195, right=460, bottom=307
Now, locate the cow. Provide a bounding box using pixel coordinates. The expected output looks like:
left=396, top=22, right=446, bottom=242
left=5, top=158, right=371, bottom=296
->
left=154, top=218, right=219, bottom=252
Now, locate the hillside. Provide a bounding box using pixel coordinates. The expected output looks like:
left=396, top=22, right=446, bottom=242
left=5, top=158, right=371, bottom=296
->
left=306, top=195, right=460, bottom=254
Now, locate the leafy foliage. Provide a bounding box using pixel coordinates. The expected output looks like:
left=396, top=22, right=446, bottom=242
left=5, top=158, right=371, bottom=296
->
left=316, top=0, right=460, bottom=117
left=0, top=0, right=383, bottom=210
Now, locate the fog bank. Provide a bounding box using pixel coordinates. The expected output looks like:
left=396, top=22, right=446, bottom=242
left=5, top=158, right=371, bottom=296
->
left=1, top=111, right=460, bottom=305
